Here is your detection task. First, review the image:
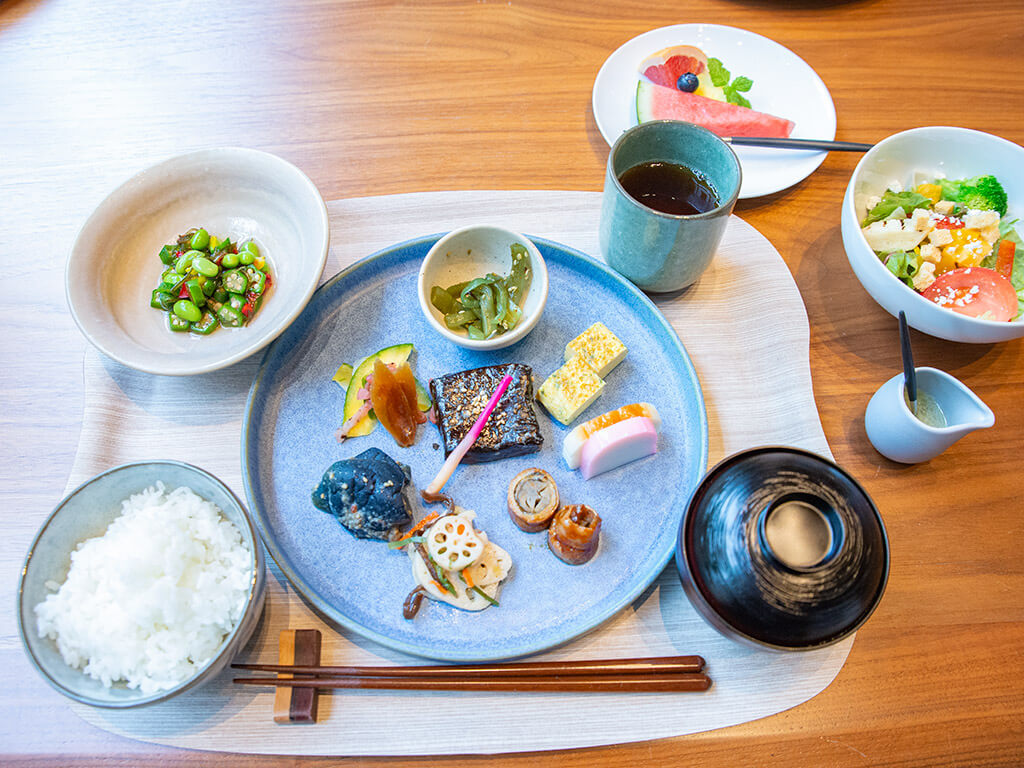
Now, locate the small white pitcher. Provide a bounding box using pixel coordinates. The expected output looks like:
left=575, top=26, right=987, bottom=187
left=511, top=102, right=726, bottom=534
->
left=865, top=367, right=994, bottom=464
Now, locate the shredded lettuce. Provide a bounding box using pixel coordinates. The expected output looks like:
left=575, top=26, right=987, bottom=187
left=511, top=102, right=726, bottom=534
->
left=882, top=251, right=920, bottom=287
left=862, top=190, right=931, bottom=226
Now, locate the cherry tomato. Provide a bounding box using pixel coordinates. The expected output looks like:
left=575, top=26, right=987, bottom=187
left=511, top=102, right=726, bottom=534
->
left=920, top=267, right=1017, bottom=321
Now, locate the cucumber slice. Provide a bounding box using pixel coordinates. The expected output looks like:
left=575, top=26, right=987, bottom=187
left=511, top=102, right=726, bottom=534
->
left=342, top=343, right=415, bottom=437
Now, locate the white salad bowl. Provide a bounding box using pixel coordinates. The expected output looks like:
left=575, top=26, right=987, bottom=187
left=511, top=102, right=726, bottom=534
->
left=17, top=461, right=266, bottom=708
left=67, top=147, right=329, bottom=375
left=417, top=224, right=549, bottom=350
left=841, top=126, right=1024, bottom=343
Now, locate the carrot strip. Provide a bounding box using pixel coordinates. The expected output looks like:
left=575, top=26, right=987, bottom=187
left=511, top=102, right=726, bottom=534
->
left=460, top=568, right=475, bottom=589
left=392, top=512, right=441, bottom=547
left=996, top=239, right=1016, bottom=279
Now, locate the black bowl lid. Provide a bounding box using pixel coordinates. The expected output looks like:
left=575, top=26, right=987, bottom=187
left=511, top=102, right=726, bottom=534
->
left=677, top=447, right=889, bottom=650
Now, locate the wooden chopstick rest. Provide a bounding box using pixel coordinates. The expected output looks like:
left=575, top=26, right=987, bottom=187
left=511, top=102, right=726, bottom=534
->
left=272, top=629, right=322, bottom=724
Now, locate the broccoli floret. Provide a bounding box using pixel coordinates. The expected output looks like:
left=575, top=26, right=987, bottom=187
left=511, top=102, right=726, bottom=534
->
left=938, top=175, right=1008, bottom=216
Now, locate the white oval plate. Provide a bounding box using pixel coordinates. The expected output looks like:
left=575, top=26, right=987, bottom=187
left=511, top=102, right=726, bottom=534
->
left=593, top=24, right=837, bottom=198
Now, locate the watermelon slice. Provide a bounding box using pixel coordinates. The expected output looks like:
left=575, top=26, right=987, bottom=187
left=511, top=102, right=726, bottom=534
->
left=636, top=80, right=795, bottom=138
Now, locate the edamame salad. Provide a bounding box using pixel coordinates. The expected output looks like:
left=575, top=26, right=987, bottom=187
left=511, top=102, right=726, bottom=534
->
left=150, top=228, right=271, bottom=335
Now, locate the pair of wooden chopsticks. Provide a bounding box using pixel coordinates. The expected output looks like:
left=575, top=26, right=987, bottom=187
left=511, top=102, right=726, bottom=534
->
left=233, top=655, right=710, bottom=693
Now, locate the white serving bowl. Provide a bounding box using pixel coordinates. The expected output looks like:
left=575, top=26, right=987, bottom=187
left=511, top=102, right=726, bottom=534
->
left=17, top=461, right=266, bottom=708
left=841, top=126, right=1024, bottom=343
left=67, top=148, right=329, bottom=375
left=417, top=224, right=549, bottom=350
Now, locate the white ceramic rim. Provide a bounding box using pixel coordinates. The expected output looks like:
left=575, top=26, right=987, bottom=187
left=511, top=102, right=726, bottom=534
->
left=845, top=126, right=1024, bottom=332
left=16, top=460, right=266, bottom=708
left=416, top=224, right=549, bottom=350
left=65, top=147, right=330, bottom=376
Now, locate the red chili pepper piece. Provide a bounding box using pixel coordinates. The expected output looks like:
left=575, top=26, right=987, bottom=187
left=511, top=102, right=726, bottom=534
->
left=241, top=301, right=254, bottom=316
left=178, top=285, right=190, bottom=298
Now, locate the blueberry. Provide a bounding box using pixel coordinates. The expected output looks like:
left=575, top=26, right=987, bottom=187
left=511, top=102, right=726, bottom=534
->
left=676, top=72, right=699, bottom=92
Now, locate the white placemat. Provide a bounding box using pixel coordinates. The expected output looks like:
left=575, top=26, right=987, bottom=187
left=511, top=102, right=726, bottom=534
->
left=66, top=190, right=849, bottom=755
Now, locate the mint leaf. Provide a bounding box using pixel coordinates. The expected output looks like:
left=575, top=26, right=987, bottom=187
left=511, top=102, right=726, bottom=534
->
left=730, top=76, right=753, bottom=92
left=725, top=89, right=751, bottom=108
left=707, top=57, right=730, bottom=87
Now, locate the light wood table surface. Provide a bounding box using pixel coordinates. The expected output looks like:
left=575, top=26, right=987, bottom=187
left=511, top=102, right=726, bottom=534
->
left=2, top=0, right=1022, bottom=764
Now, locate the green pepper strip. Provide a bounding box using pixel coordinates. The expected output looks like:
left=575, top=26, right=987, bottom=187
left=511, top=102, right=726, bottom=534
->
left=478, top=284, right=496, bottom=337
left=493, top=279, right=509, bottom=327
left=506, top=243, right=532, bottom=307
left=466, top=322, right=485, bottom=340
left=444, top=310, right=476, bottom=329
left=459, top=276, right=494, bottom=308
left=430, top=286, right=455, bottom=314
left=446, top=280, right=470, bottom=296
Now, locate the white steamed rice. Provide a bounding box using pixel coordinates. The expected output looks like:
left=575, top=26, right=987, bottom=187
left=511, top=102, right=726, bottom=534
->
left=35, top=482, right=252, bottom=695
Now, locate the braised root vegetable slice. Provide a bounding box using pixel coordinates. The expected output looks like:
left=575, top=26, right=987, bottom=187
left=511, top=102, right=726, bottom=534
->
left=548, top=505, right=601, bottom=565
left=426, top=514, right=485, bottom=571
left=507, top=468, right=559, bottom=532
left=919, top=267, right=1017, bottom=321
left=369, top=358, right=420, bottom=447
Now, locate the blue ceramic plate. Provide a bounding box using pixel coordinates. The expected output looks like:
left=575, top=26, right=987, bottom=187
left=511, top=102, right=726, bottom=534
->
left=242, top=235, right=707, bottom=661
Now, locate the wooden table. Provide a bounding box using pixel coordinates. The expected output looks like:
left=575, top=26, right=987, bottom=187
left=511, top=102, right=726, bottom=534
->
left=2, top=0, right=1022, bottom=764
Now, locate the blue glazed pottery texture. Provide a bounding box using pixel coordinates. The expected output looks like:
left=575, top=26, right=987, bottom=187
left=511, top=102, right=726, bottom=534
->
left=242, top=235, right=708, bottom=661
left=600, top=120, right=741, bottom=292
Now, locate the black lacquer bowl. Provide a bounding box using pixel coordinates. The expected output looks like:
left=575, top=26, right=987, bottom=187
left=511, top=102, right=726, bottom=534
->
left=675, top=447, right=889, bottom=650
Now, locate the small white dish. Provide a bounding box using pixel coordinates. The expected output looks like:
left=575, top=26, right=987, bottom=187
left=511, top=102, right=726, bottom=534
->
left=865, top=367, right=994, bottom=464
left=417, top=225, right=548, bottom=350
left=67, top=147, right=329, bottom=375
left=841, top=126, right=1024, bottom=343
left=592, top=24, right=836, bottom=199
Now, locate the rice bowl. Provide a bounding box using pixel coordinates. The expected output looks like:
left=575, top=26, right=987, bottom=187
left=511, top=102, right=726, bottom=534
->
left=18, top=461, right=266, bottom=708
left=35, top=483, right=253, bottom=695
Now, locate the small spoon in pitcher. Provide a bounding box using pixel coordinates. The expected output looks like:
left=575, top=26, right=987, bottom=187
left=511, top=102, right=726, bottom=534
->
left=898, top=311, right=917, bottom=415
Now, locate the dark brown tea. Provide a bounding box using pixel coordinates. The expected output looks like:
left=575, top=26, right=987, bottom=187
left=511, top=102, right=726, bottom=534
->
left=618, top=160, right=719, bottom=215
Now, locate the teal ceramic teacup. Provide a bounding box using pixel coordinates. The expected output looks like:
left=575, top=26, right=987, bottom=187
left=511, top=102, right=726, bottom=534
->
left=600, top=120, right=741, bottom=292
